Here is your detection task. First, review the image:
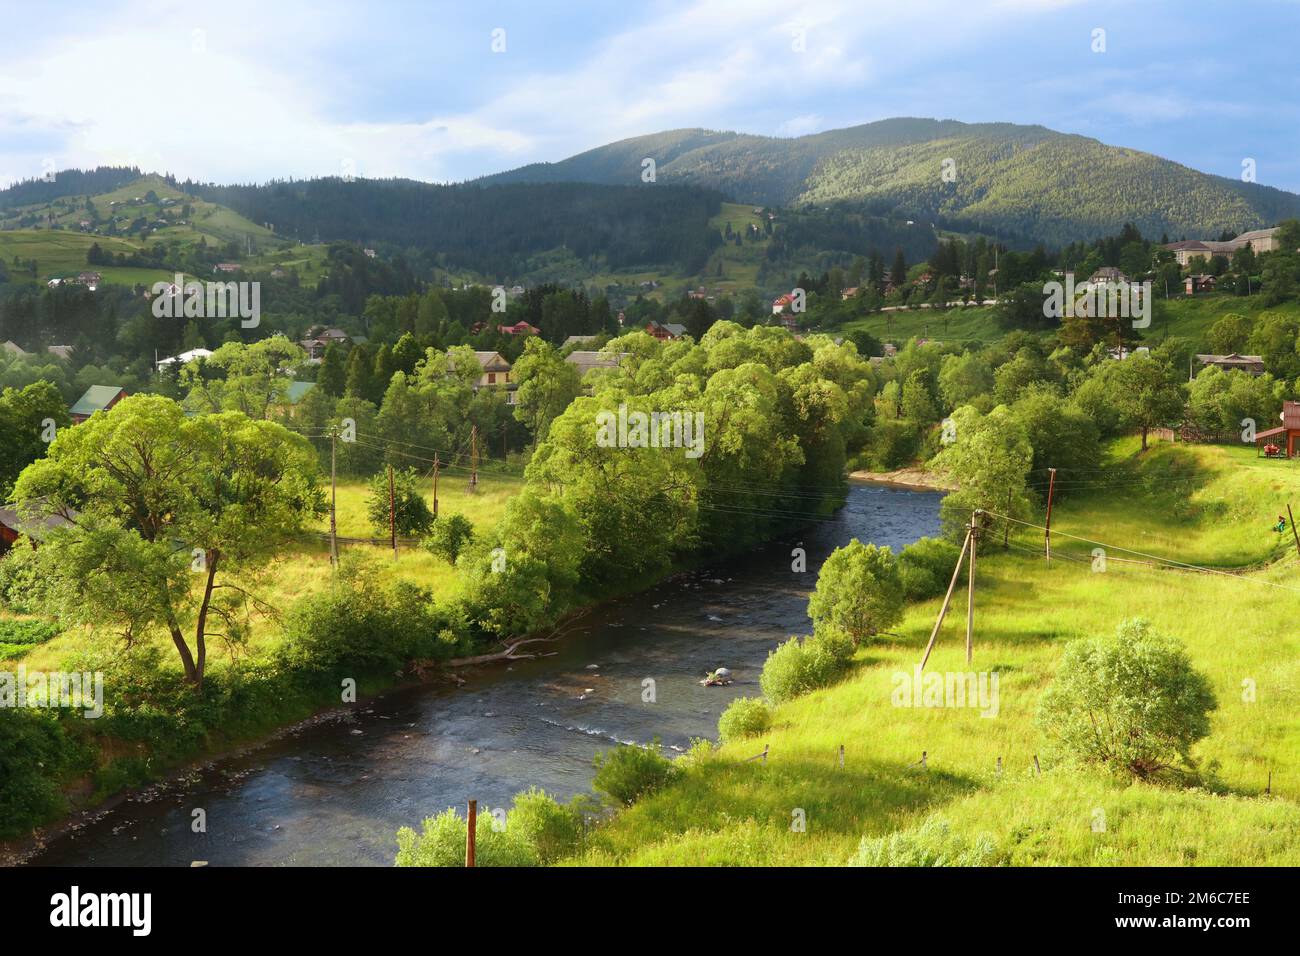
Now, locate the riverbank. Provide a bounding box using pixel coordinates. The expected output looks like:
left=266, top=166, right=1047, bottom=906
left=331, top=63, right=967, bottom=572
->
left=18, top=482, right=944, bottom=866
left=565, top=440, right=1300, bottom=866
left=850, top=466, right=957, bottom=492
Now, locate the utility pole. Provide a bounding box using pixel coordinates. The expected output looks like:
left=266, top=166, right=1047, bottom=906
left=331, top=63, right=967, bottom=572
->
left=469, top=425, right=478, bottom=491
left=1289, top=503, right=1300, bottom=560
left=920, top=527, right=971, bottom=670
left=388, top=463, right=397, bottom=558
left=1044, top=467, right=1057, bottom=562
left=966, top=514, right=978, bottom=664
left=329, top=426, right=338, bottom=567
left=432, top=453, right=440, bottom=519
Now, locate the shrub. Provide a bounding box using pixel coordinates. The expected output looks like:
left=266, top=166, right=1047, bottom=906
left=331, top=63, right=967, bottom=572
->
left=506, top=788, right=586, bottom=864
left=395, top=807, right=537, bottom=867
left=424, top=513, right=475, bottom=563
left=898, top=537, right=962, bottom=601
left=717, top=697, right=771, bottom=742
left=1037, top=618, right=1217, bottom=779
left=848, top=816, right=1000, bottom=866
left=807, top=540, right=904, bottom=646
left=278, top=575, right=466, bottom=673
left=759, top=630, right=852, bottom=705
left=0, top=540, right=53, bottom=613
left=0, top=709, right=80, bottom=838
left=592, top=738, right=676, bottom=807
left=366, top=466, right=434, bottom=537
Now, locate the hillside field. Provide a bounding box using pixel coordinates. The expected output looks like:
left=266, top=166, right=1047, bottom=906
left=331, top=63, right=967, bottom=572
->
left=570, top=439, right=1300, bottom=865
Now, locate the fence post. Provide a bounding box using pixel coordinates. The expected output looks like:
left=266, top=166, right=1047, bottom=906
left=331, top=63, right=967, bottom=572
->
left=466, top=799, right=477, bottom=867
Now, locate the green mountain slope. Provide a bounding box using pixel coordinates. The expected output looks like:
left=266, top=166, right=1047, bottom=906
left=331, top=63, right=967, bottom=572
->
left=480, top=118, right=1300, bottom=246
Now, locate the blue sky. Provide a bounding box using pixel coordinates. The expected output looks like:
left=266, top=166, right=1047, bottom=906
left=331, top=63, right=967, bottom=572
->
left=2, top=0, right=1298, bottom=192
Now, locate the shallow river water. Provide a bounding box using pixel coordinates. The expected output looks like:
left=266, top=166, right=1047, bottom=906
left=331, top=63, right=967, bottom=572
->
left=31, top=480, right=941, bottom=866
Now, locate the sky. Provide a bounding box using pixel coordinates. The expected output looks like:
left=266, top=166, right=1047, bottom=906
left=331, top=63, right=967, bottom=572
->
left=2, top=0, right=1298, bottom=192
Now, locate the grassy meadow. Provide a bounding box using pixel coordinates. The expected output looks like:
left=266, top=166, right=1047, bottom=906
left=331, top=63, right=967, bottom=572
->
left=569, top=438, right=1300, bottom=865
left=7, top=474, right=520, bottom=674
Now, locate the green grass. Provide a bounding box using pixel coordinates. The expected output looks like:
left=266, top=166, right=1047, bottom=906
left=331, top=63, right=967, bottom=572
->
left=15, top=475, right=519, bottom=673
left=569, top=438, right=1300, bottom=865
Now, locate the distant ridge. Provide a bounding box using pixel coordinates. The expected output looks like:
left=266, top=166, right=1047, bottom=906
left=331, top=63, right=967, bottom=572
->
left=478, top=118, right=1300, bottom=246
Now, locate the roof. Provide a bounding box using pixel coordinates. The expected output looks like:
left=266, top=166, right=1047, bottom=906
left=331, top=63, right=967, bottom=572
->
left=285, top=381, right=317, bottom=404
left=470, top=351, right=511, bottom=371
left=70, top=385, right=125, bottom=417
left=1284, top=401, right=1300, bottom=430
left=661, top=323, right=687, bottom=336
left=562, top=335, right=600, bottom=348
left=156, top=347, right=213, bottom=367
left=46, top=345, right=75, bottom=361
left=564, top=351, right=627, bottom=376
left=0, top=502, right=75, bottom=541
left=2, top=340, right=31, bottom=357
left=1196, top=353, right=1264, bottom=366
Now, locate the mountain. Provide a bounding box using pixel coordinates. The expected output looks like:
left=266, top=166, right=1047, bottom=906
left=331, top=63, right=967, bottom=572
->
left=479, top=118, right=1300, bottom=247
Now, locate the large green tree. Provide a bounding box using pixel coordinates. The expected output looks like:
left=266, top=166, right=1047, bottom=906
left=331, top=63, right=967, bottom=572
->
left=11, top=395, right=324, bottom=687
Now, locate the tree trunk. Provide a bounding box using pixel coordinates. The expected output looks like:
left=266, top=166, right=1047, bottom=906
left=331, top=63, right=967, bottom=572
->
left=192, top=550, right=220, bottom=689
left=1141, top=426, right=1149, bottom=451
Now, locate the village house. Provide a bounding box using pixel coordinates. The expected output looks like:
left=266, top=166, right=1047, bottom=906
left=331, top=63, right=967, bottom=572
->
left=772, top=293, right=794, bottom=314
left=497, top=321, right=539, bottom=336
left=562, top=335, right=601, bottom=349
left=1164, top=227, right=1281, bottom=266
left=156, top=347, right=213, bottom=370
left=0, top=502, right=74, bottom=555
left=2, top=340, right=31, bottom=358
left=1185, top=274, right=1217, bottom=295
left=70, top=385, right=127, bottom=424
left=454, top=350, right=513, bottom=390
left=298, top=327, right=353, bottom=362
left=645, top=321, right=687, bottom=340
left=1254, top=400, right=1300, bottom=458
left=1196, top=353, right=1266, bottom=376
left=564, top=350, right=628, bottom=379
left=213, top=262, right=242, bottom=274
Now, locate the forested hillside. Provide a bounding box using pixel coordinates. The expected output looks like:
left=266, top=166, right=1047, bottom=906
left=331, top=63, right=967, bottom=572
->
left=481, top=118, right=1300, bottom=246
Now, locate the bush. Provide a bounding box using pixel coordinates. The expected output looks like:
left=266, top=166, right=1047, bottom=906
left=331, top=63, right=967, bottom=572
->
left=506, top=788, right=586, bottom=864
left=1038, top=618, right=1217, bottom=779
left=278, top=572, right=467, bottom=673
left=592, top=738, right=676, bottom=807
left=395, top=807, right=537, bottom=867
left=807, top=540, right=904, bottom=646
left=898, top=537, right=962, bottom=601
left=717, top=696, right=771, bottom=742
left=848, top=816, right=1000, bottom=866
left=0, top=709, right=80, bottom=838
left=0, top=540, right=53, bottom=613
left=759, top=630, right=853, bottom=705
left=366, top=466, right=434, bottom=536
left=424, top=513, right=475, bottom=563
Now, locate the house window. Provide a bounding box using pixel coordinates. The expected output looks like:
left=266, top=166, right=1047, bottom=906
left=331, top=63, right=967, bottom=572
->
left=488, top=373, right=496, bottom=384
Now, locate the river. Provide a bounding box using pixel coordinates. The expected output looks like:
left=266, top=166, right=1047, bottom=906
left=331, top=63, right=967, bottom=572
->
left=30, top=480, right=941, bottom=867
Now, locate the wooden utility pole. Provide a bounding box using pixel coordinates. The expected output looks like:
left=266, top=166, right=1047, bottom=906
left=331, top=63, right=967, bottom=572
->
left=1044, top=467, right=1057, bottom=561
left=329, top=427, right=338, bottom=567
left=469, top=425, right=479, bottom=491
left=920, top=527, right=972, bottom=670
left=465, top=800, right=477, bottom=868
left=432, top=453, right=440, bottom=519
left=1003, top=489, right=1012, bottom=548
left=387, top=463, right=397, bottom=558
left=966, top=516, right=977, bottom=664
left=1290, top=504, right=1300, bottom=559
